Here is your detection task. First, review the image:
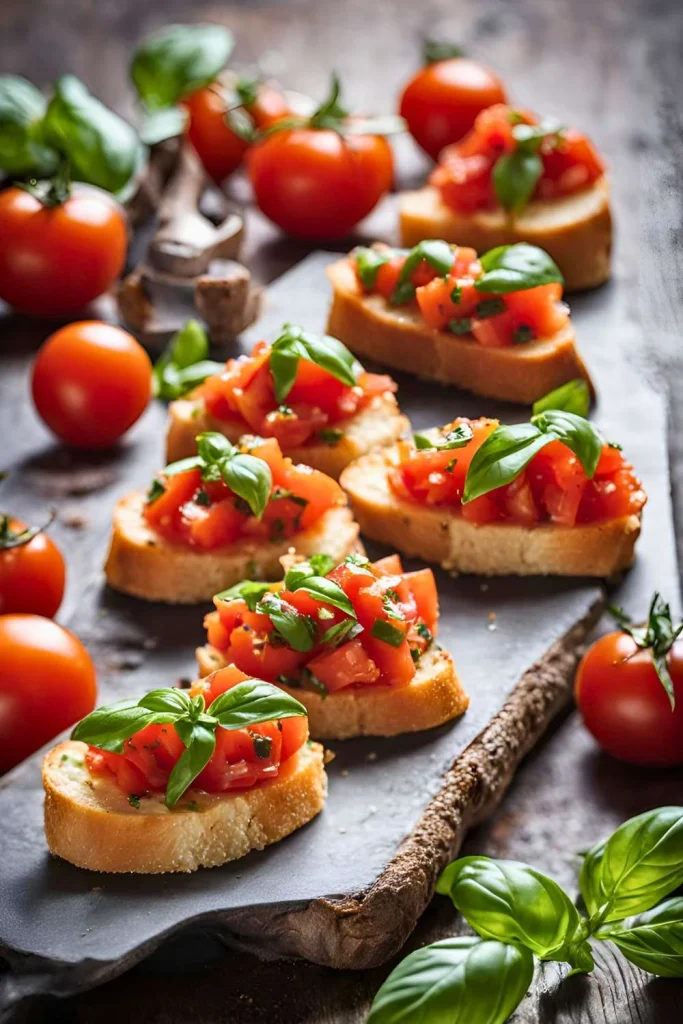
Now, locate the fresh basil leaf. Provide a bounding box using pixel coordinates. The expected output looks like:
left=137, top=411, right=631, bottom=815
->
left=414, top=423, right=474, bottom=452
left=153, top=319, right=222, bottom=399
left=532, top=379, right=591, bottom=419
left=605, top=898, right=683, bottom=977
left=221, top=452, right=272, bottom=519
left=367, top=937, right=533, bottom=1024
left=165, top=720, right=216, bottom=807
left=371, top=618, right=405, bottom=647
left=310, top=553, right=336, bottom=577
left=355, top=246, right=392, bottom=288
left=512, top=120, right=563, bottom=154
left=287, top=576, right=356, bottom=617
left=321, top=619, right=364, bottom=647
left=476, top=243, right=564, bottom=294
left=463, top=422, right=553, bottom=503
left=166, top=359, right=226, bottom=398
left=197, top=431, right=234, bottom=463
left=398, top=240, right=454, bottom=283
left=389, top=280, right=416, bottom=305
left=163, top=455, right=204, bottom=477
left=138, top=688, right=193, bottom=715
left=208, top=679, right=308, bottom=728
left=0, top=75, right=58, bottom=176
left=437, top=856, right=593, bottom=970
left=43, top=75, right=141, bottom=195
left=131, top=23, right=233, bottom=111
left=214, top=580, right=272, bottom=612
left=71, top=700, right=182, bottom=753
left=492, top=149, right=542, bottom=214
left=269, top=325, right=359, bottom=403
left=256, top=594, right=317, bottom=652
left=284, top=554, right=336, bottom=590
left=580, top=806, right=683, bottom=925
left=531, top=409, right=603, bottom=478
left=139, top=104, right=188, bottom=145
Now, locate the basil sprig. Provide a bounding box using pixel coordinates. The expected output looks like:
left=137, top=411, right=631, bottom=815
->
left=72, top=682, right=306, bottom=808
left=283, top=559, right=355, bottom=617
left=608, top=593, right=683, bottom=708
left=354, top=247, right=394, bottom=289
left=153, top=320, right=225, bottom=401
left=215, top=579, right=273, bottom=611
left=0, top=75, right=58, bottom=177
left=150, top=431, right=272, bottom=519
left=462, top=408, right=603, bottom=504
left=256, top=593, right=318, bottom=652
left=532, top=378, right=591, bottom=418
left=370, top=807, right=683, bottom=1023
left=130, top=23, right=233, bottom=112
left=269, top=325, right=360, bottom=404
left=414, top=422, right=474, bottom=452
left=390, top=240, right=454, bottom=305
left=492, top=119, right=563, bottom=214
left=475, top=243, right=564, bottom=293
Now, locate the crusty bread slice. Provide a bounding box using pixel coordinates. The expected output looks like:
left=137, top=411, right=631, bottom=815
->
left=196, top=644, right=468, bottom=740
left=165, top=392, right=410, bottom=478
left=341, top=448, right=641, bottom=577
left=104, top=496, right=361, bottom=604
left=326, top=259, right=593, bottom=405
left=399, top=176, right=612, bottom=293
left=43, top=740, right=326, bottom=874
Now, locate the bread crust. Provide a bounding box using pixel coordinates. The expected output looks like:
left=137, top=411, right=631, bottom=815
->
left=326, top=259, right=593, bottom=404
left=196, top=644, right=469, bottom=740
left=165, top=392, right=410, bottom=479
left=43, top=740, right=326, bottom=874
left=104, top=495, right=361, bottom=604
left=399, top=176, right=612, bottom=293
left=340, top=448, right=641, bottom=577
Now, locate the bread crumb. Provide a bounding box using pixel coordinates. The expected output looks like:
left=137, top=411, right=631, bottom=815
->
left=365, top=751, right=377, bottom=762
left=323, top=748, right=336, bottom=765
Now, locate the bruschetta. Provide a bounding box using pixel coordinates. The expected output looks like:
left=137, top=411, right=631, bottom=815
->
left=196, top=551, right=469, bottom=739
left=399, top=104, right=612, bottom=292
left=340, top=400, right=646, bottom=578
left=165, top=324, right=410, bottom=478
left=43, top=671, right=326, bottom=874
left=326, top=240, right=592, bottom=404
left=104, top=432, right=361, bottom=603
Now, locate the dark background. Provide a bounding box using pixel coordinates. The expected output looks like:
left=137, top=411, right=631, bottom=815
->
left=2, top=0, right=683, bottom=1020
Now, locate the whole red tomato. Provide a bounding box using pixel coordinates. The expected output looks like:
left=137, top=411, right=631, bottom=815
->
left=248, top=78, right=394, bottom=239
left=0, top=516, right=65, bottom=618
left=400, top=55, right=507, bottom=159
left=0, top=614, right=97, bottom=773
left=0, top=185, right=128, bottom=317
left=185, top=79, right=290, bottom=183
left=32, top=321, right=152, bottom=449
left=575, top=619, right=683, bottom=766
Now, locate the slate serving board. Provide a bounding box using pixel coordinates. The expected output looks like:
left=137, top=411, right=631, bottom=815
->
left=0, top=254, right=678, bottom=1013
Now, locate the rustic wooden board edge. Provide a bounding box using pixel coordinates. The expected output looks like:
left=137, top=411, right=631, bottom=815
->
left=219, top=596, right=605, bottom=970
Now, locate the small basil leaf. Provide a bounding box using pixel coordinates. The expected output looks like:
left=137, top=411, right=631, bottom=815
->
left=492, top=149, right=542, bottom=214
left=162, top=455, right=204, bottom=477
left=139, top=104, right=188, bottom=145
left=367, top=937, right=533, bottom=1024
left=269, top=346, right=300, bottom=404
left=287, top=576, right=356, bottom=617
left=71, top=701, right=181, bottom=753
left=371, top=618, right=405, bottom=647
left=153, top=319, right=220, bottom=399
left=398, top=240, right=454, bottom=283
left=580, top=806, right=683, bottom=925
left=512, top=120, right=563, bottom=154
left=355, top=246, right=393, bottom=288
left=0, top=75, right=58, bottom=176
left=165, top=720, right=216, bottom=807
left=605, top=898, right=683, bottom=978
left=208, top=679, right=308, bottom=728
left=437, top=856, right=591, bottom=969
left=476, top=243, right=564, bottom=294
left=463, top=422, right=553, bottom=503
left=196, top=431, right=234, bottom=464
left=532, top=409, right=603, bottom=478
left=256, top=594, right=317, bottom=652
left=269, top=325, right=359, bottom=403
left=215, top=580, right=273, bottom=612
left=138, top=688, right=193, bottom=715
left=43, top=75, right=141, bottom=195
left=532, top=379, right=591, bottom=418
left=309, top=553, right=336, bottom=577
left=221, top=452, right=272, bottom=519
left=413, top=423, right=474, bottom=451
left=131, top=23, right=234, bottom=111
left=321, top=619, right=364, bottom=647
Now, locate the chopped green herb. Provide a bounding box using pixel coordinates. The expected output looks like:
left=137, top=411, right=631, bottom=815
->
left=271, top=487, right=308, bottom=507
left=270, top=517, right=285, bottom=542
left=302, top=668, right=328, bottom=699
left=195, top=488, right=211, bottom=506
left=390, top=280, right=417, bottom=306
left=382, top=592, right=404, bottom=621
left=450, top=284, right=463, bottom=304
left=476, top=298, right=507, bottom=319
left=513, top=324, right=535, bottom=344
left=318, top=428, right=344, bottom=445
left=448, top=317, right=473, bottom=335
left=60, top=753, right=69, bottom=763
left=371, top=618, right=405, bottom=647
left=214, top=579, right=272, bottom=612
left=345, top=552, right=370, bottom=567
left=354, top=246, right=393, bottom=288
left=250, top=732, right=273, bottom=759
left=187, top=801, right=199, bottom=812
left=128, top=793, right=142, bottom=809
left=446, top=459, right=457, bottom=472
left=410, top=648, right=421, bottom=665
left=417, top=622, right=434, bottom=646
left=321, top=618, right=364, bottom=647
left=146, top=478, right=166, bottom=504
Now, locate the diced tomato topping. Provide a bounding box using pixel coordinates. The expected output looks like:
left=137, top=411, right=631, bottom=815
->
left=391, top=418, right=646, bottom=528
left=430, top=104, right=604, bottom=214
left=142, top=437, right=343, bottom=549
left=308, top=639, right=380, bottom=693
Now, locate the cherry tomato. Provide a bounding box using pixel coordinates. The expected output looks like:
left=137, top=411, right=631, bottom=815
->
left=0, top=518, right=65, bottom=618
left=575, top=632, right=683, bottom=765
left=185, top=81, right=290, bottom=183
left=248, top=128, right=393, bottom=239
left=0, top=185, right=127, bottom=317
left=32, top=321, right=152, bottom=448
left=400, top=58, right=507, bottom=160
left=0, top=614, right=97, bottom=773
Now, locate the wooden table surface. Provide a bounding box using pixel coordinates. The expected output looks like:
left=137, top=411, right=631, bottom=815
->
left=3, top=0, right=683, bottom=1020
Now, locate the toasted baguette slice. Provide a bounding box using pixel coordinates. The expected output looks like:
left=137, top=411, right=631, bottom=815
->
left=43, top=740, right=326, bottom=874
left=341, top=448, right=641, bottom=577
left=197, top=644, right=468, bottom=740
left=399, top=177, right=612, bottom=293
left=326, top=259, right=593, bottom=404
left=165, top=392, right=410, bottom=479
left=104, top=496, right=361, bottom=604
